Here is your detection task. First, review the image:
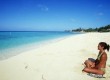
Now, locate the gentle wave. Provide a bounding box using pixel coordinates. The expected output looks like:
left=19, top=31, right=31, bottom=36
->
left=0, top=31, right=80, bottom=60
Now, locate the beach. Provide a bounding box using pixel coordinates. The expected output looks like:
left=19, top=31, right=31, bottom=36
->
left=0, top=32, right=110, bottom=80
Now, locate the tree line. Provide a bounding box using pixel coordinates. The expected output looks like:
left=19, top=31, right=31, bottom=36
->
left=71, top=24, right=110, bottom=32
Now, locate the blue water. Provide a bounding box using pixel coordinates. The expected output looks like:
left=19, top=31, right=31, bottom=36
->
left=0, top=31, right=80, bottom=60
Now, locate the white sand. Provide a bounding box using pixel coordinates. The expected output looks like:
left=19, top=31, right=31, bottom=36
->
left=0, top=33, right=110, bottom=80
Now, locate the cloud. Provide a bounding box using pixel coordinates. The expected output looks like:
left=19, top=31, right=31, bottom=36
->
left=98, top=4, right=103, bottom=8
left=71, top=18, right=76, bottom=22
left=97, top=4, right=104, bottom=16
left=37, top=4, right=49, bottom=11
left=98, top=12, right=104, bottom=16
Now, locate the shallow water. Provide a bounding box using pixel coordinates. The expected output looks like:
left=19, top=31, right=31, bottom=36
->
left=0, top=31, right=80, bottom=60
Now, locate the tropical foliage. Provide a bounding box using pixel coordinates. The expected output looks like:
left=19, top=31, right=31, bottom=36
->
left=72, top=24, right=110, bottom=32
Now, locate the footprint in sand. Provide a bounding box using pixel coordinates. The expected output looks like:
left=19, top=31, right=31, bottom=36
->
left=25, top=65, right=28, bottom=69
left=42, top=74, right=46, bottom=80
left=24, top=63, right=28, bottom=69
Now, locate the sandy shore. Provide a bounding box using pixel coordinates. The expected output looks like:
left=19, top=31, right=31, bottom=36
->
left=0, top=33, right=110, bottom=80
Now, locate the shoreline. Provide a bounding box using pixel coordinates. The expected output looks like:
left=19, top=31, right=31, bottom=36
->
left=0, top=32, right=110, bottom=80
left=0, top=34, right=77, bottom=60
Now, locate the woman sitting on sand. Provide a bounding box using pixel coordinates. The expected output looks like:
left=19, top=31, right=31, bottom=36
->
left=83, top=42, right=110, bottom=76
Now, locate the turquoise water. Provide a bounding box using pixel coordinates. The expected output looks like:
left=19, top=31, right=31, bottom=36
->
left=0, top=31, right=75, bottom=50
left=0, top=31, right=79, bottom=60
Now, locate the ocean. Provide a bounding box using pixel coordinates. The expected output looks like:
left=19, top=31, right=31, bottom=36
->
left=0, top=31, right=79, bottom=60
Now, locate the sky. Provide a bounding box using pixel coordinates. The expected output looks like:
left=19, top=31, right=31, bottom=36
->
left=0, top=0, right=110, bottom=31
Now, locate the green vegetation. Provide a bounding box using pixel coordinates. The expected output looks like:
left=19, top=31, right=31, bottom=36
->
left=71, top=24, right=110, bottom=32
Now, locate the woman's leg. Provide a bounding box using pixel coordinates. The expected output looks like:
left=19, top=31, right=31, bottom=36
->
left=84, top=60, right=95, bottom=68
left=83, top=67, right=105, bottom=75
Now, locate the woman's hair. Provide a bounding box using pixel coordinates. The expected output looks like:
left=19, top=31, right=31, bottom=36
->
left=99, top=42, right=110, bottom=51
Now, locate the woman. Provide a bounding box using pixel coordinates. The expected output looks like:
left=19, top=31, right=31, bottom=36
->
left=83, top=42, right=110, bottom=76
